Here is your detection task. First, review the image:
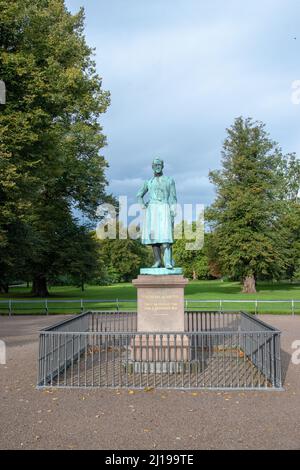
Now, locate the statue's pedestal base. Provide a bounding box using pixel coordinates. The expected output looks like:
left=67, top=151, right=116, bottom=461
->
left=132, top=275, right=188, bottom=333
left=128, top=334, right=190, bottom=373
left=140, top=267, right=183, bottom=276
left=130, top=275, right=189, bottom=374
left=132, top=275, right=188, bottom=332
left=130, top=334, right=190, bottom=359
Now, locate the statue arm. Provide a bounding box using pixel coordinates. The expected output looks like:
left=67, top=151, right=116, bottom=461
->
left=169, top=178, right=177, bottom=218
left=137, top=180, right=149, bottom=208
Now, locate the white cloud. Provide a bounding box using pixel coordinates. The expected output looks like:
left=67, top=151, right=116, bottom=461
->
left=66, top=0, right=300, bottom=206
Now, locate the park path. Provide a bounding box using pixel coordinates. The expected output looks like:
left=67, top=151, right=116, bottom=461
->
left=0, top=314, right=300, bottom=450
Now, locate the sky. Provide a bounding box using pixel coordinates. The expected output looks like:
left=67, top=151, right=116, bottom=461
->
left=66, top=0, right=300, bottom=209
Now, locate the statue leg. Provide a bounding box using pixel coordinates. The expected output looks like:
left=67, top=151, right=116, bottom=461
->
left=170, top=245, right=175, bottom=267
left=151, top=244, right=162, bottom=268
left=162, top=243, right=173, bottom=269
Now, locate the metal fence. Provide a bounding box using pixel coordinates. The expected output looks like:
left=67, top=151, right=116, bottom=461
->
left=37, top=311, right=282, bottom=390
left=2, top=298, right=300, bottom=315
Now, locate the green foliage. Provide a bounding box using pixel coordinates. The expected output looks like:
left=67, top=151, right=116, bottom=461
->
left=96, top=227, right=152, bottom=284
left=0, top=0, right=114, bottom=295
left=207, top=117, right=290, bottom=289
left=173, top=225, right=211, bottom=280
left=293, top=261, right=300, bottom=281
left=277, top=155, right=300, bottom=280
left=281, top=202, right=300, bottom=280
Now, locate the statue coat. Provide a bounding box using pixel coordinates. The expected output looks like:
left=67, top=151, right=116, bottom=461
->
left=137, top=175, right=177, bottom=245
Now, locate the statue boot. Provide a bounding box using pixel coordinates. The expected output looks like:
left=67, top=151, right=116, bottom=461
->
left=151, top=245, right=162, bottom=268
left=163, top=244, right=173, bottom=269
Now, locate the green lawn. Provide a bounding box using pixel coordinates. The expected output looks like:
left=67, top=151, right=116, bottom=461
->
left=1, top=280, right=300, bottom=315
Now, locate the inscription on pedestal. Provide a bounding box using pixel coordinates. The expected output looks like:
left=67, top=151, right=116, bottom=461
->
left=132, top=275, right=188, bottom=332
left=130, top=275, right=190, bottom=373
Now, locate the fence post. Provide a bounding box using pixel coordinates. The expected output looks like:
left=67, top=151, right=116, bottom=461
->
left=9, top=299, right=12, bottom=317
left=219, top=300, right=222, bottom=312
left=81, top=299, right=84, bottom=313
left=116, top=298, right=119, bottom=311
left=292, top=300, right=295, bottom=316
left=255, top=300, right=258, bottom=315
left=45, top=299, right=48, bottom=315
left=185, top=299, right=188, bottom=310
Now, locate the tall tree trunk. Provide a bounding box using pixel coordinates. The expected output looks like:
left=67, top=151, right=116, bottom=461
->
left=31, top=275, right=49, bottom=297
left=242, top=274, right=256, bottom=293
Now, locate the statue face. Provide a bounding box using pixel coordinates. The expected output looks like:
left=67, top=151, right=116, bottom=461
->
left=152, top=161, right=163, bottom=175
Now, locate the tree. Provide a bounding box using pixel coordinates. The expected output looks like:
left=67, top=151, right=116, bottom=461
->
left=0, top=0, right=114, bottom=295
left=55, top=226, right=100, bottom=292
left=207, top=117, right=288, bottom=293
left=0, top=220, right=33, bottom=293
left=204, top=231, right=222, bottom=279
left=285, top=203, right=300, bottom=281
left=173, top=224, right=211, bottom=280
left=96, top=224, right=152, bottom=283
left=278, top=154, right=300, bottom=281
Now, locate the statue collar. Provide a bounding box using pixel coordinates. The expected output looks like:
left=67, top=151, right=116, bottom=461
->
left=150, top=175, right=165, bottom=182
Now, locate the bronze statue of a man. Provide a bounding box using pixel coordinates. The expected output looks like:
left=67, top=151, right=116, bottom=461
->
left=137, top=158, right=177, bottom=269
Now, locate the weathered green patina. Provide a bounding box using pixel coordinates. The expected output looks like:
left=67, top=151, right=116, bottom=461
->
left=137, top=158, right=182, bottom=273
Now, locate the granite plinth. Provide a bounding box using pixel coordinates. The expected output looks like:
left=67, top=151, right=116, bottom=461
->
left=132, top=275, right=188, bottom=332
left=131, top=274, right=189, bottom=374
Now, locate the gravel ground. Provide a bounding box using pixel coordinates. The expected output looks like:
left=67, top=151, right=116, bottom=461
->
left=0, top=314, right=300, bottom=450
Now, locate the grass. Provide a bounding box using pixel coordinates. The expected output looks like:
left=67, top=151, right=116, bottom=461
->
left=1, top=280, right=300, bottom=315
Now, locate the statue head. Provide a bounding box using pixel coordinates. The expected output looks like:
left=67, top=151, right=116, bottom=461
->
left=152, top=158, right=164, bottom=175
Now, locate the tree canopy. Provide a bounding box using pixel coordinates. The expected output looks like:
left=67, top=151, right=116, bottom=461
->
left=0, top=0, right=113, bottom=295
left=206, top=117, right=294, bottom=293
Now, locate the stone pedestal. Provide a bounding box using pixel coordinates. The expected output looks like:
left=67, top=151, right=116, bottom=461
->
left=132, top=275, right=188, bottom=332
left=129, top=275, right=189, bottom=373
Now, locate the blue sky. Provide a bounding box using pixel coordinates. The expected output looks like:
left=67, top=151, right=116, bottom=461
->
left=66, top=0, right=300, bottom=208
